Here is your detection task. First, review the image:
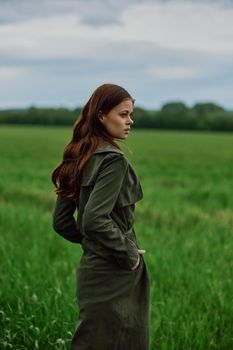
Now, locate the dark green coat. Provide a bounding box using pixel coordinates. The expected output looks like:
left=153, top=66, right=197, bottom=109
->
left=52, top=142, right=151, bottom=350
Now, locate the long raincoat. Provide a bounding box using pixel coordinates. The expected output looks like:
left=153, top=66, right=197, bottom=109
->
left=52, top=142, right=151, bottom=350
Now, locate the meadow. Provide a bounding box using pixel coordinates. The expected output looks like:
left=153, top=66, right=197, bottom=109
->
left=0, top=124, right=232, bottom=350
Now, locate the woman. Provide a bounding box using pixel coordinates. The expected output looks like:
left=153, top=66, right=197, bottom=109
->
left=51, top=83, right=151, bottom=350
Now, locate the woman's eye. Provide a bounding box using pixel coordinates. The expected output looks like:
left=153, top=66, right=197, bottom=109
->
left=120, top=113, right=133, bottom=118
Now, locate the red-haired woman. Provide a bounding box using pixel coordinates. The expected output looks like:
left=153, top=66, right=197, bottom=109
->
left=51, top=83, right=151, bottom=350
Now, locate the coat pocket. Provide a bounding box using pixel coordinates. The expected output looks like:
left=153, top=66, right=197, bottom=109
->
left=116, top=177, right=143, bottom=208
left=111, top=230, right=140, bottom=271
left=78, top=176, right=95, bottom=217
left=116, top=161, right=143, bottom=208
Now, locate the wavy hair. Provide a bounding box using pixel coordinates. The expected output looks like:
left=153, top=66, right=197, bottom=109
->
left=51, top=83, right=135, bottom=203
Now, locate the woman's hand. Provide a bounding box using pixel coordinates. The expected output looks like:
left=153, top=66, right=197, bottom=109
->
left=130, top=249, right=146, bottom=271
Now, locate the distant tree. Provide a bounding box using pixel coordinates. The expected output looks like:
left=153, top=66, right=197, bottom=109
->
left=204, top=111, right=233, bottom=131
left=73, top=107, right=82, bottom=116
left=192, top=103, right=224, bottom=117
left=0, top=101, right=232, bottom=131
left=131, top=107, right=155, bottom=128
left=155, top=102, right=191, bottom=130
left=161, top=102, right=189, bottom=114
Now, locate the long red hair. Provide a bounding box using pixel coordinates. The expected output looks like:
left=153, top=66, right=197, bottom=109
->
left=51, top=83, right=135, bottom=202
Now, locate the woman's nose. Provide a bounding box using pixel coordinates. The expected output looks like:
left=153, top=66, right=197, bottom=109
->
left=128, top=117, right=134, bottom=125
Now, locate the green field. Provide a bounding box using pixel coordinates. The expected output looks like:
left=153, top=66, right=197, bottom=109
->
left=0, top=125, right=233, bottom=350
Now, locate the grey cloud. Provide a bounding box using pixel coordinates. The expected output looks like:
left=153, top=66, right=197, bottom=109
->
left=0, top=0, right=124, bottom=26
left=1, top=38, right=232, bottom=76
left=1, top=40, right=232, bottom=109
left=1, top=0, right=233, bottom=27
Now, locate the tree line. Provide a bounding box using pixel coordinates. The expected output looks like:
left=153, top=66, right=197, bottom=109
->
left=0, top=102, right=232, bottom=131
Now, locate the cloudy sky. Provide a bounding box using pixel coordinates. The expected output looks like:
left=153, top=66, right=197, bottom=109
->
left=0, top=0, right=232, bottom=110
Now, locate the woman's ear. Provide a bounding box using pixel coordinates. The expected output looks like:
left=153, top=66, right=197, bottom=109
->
left=98, top=110, right=105, bottom=123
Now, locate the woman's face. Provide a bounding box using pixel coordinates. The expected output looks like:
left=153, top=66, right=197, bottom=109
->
left=99, top=98, right=134, bottom=140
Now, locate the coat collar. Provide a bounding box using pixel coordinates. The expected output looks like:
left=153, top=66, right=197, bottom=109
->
left=94, top=142, right=124, bottom=155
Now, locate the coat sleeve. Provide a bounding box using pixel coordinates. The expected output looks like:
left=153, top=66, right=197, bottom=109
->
left=52, top=193, right=83, bottom=244
left=82, top=153, right=140, bottom=270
